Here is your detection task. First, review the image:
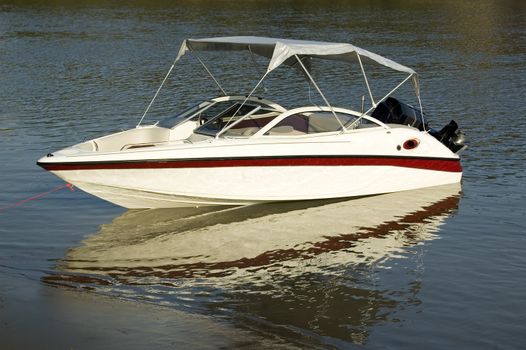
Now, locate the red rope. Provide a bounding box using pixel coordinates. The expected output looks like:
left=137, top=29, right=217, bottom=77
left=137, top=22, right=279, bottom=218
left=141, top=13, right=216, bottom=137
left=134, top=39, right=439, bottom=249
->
left=0, top=183, right=74, bottom=213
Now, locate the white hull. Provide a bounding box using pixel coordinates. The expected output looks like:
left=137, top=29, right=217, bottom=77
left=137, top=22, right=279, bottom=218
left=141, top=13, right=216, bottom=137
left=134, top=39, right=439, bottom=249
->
left=41, top=126, right=462, bottom=208
left=52, top=165, right=461, bottom=208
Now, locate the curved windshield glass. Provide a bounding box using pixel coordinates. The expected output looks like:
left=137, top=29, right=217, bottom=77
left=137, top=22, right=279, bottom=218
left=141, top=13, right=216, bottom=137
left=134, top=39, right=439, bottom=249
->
left=264, top=111, right=352, bottom=135
left=195, top=101, right=280, bottom=137
left=264, top=111, right=378, bottom=136
left=157, top=101, right=210, bottom=128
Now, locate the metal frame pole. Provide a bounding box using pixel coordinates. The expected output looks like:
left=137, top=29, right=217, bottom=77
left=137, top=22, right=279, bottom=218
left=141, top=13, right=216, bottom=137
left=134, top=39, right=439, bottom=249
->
left=294, top=55, right=346, bottom=131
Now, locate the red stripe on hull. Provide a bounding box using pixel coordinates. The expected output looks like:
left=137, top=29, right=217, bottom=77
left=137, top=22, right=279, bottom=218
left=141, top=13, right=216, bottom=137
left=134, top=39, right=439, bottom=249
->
left=38, top=156, right=462, bottom=173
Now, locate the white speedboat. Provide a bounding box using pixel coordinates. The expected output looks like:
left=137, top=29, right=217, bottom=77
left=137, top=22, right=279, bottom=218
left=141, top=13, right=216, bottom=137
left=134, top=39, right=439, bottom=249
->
left=37, top=36, right=466, bottom=208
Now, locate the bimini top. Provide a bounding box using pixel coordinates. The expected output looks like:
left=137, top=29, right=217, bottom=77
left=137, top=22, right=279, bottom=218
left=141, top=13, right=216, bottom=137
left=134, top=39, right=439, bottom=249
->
left=175, top=36, right=416, bottom=75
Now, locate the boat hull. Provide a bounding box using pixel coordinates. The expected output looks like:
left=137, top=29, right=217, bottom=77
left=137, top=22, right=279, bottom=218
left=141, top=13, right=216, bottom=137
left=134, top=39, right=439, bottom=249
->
left=42, top=158, right=461, bottom=208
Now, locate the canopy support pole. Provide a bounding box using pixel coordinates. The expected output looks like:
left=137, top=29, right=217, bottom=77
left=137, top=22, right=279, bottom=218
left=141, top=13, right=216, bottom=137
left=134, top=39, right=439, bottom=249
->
left=136, top=61, right=176, bottom=127
left=364, top=74, right=414, bottom=116
left=294, top=55, right=346, bottom=131
left=195, top=54, right=227, bottom=96
left=216, top=106, right=262, bottom=138
left=349, top=73, right=415, bottom=130
left=417, top=94, right=426, bottom=131
left=412, top=76, right=427, bottom=131
left=217, top=71, right=270, bottom=137
left=356, top=52, right=375, bottom=107
left=248, top=45, right=267, bottom=93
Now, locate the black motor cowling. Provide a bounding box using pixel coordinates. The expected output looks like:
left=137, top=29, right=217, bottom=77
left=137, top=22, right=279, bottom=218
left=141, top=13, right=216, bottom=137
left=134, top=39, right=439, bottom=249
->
left=429, top=120, right=467, bottom=153
left=371, top=97, right=426, bottom=131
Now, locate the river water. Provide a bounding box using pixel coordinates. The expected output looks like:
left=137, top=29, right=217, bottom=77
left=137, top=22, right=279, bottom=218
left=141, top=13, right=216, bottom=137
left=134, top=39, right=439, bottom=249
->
left=1, top=1, right=525, bottom=349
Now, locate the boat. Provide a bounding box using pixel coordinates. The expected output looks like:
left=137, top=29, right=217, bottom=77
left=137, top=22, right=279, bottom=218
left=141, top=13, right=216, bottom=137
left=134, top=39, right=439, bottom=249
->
left=37, top=36, right=466, bottom=208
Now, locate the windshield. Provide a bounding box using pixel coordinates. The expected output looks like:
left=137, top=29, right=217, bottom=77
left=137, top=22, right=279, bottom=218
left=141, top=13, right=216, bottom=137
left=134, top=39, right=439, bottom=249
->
left=194, top=101, right=279, bottom=137
left=157, top=101, right=211, bottom=128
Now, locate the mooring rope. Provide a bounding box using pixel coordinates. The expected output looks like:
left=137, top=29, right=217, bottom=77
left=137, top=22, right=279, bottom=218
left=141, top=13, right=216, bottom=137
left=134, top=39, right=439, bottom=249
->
left=0, top=183, right=74, bottom=213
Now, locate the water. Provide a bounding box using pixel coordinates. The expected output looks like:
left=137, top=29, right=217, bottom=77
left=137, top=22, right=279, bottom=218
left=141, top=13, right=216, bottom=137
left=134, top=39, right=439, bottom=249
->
left=1, top=1, right=525, bottom=348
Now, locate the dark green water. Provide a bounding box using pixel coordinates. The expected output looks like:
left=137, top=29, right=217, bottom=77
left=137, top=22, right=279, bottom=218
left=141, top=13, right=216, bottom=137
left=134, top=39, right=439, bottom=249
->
left=1, top=1, right=525, bottom=349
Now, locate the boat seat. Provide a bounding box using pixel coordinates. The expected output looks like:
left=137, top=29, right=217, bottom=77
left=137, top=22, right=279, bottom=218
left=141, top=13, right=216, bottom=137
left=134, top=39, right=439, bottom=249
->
left=242, top=127, right=260, bottom=136
left=308, top=114, right=342, bottom=133
left=267, top=126, right=306, bottom=135
left=222, top=127, right=260, bottom=137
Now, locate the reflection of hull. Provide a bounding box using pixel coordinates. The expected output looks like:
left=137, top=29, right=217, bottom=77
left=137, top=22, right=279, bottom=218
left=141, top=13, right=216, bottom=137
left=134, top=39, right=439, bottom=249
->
left=49, top=183, right=460, bottom=281
left=45, top=184, right=461, bottom=345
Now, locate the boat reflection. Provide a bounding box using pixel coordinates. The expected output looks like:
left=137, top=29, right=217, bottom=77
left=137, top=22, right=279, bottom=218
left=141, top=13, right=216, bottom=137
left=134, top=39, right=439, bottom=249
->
left=44, top=184, right=461, bottom=345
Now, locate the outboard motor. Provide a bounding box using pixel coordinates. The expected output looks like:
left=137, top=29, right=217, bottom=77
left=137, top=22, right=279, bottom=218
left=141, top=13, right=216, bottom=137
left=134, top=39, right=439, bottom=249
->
left=372, top=97, right=467, bottom=153
left=429, top=120, right=467, bottom=153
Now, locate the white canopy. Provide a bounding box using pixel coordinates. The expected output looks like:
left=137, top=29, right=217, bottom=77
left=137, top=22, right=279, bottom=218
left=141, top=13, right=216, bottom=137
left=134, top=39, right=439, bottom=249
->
left=175, top=36, right=416, bottom=75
